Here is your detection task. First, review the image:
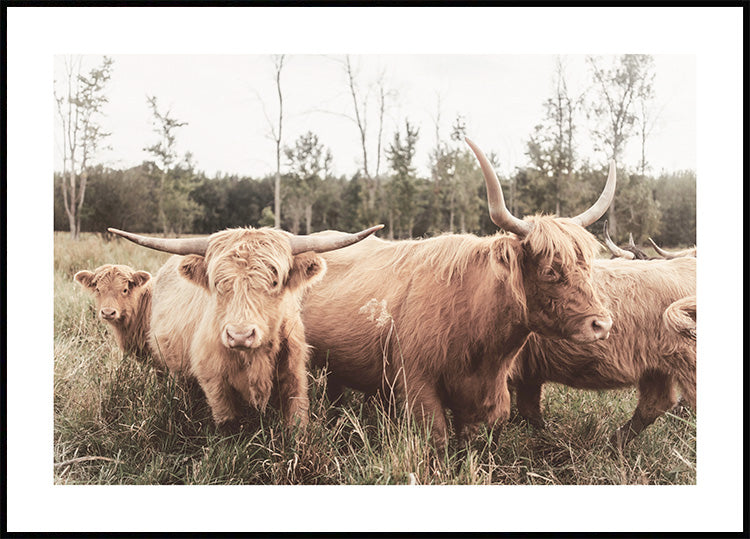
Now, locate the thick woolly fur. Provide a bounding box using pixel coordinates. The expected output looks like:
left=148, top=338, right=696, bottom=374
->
left=302, top=215, right=610, bottom=447
left=75, top=264, right=152, bottom=359
left=149, top=227, right=325, bottom=430
left=511, top=256, right=696, bottom=447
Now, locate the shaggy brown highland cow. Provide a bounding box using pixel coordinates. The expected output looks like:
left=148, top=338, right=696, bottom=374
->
left=74, top=264, right=152, bottom=359
left=301, top=138, right=617, bottom=448
left=510, top=256, right=696, bottom=448
left=108, top=225, right=381, bottom=431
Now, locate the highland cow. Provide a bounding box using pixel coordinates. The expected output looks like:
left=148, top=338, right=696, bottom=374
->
left=108, top=225, right=382, bottom=431
left=74, top=264, right=152, bottom=359
left=301, top=138, right=617, bottom=447
left=510, top=256, right=696, bottom=449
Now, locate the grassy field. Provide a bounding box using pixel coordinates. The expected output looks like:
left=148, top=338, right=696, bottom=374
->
left=53, top=232, right=696, bottom=485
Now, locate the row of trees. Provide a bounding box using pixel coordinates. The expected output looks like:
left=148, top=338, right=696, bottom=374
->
left=54, top=148, right=696, bottom=246
left=54, top=54, right=696, bottom=246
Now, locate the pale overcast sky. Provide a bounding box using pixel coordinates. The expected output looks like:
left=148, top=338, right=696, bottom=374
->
left=54, top=53, right=696, bottom=179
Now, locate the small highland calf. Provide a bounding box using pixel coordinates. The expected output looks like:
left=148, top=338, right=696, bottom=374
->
left=74, top=264, right=152, bottom=359
left=108, top=225, right=381, bottom=431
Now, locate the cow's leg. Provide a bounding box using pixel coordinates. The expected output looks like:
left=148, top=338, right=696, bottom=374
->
left=276, top=330, right=310, bottom=429
left=456, top=375, right=512, bottom=444
left=515, top=377, right=546, bottom=429
left=405, top=381, right=448, bottom=450
left=325, top=374, right=345, bottom=406
left=672, top=350, right=696, bottom=411
left=611, top=370, right=677, bottom=450
left=198, top=374, right=242, bottom=431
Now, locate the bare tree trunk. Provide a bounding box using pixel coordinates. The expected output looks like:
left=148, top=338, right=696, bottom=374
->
left=159, top=170, right=169, bottom=236
left=345, top=56, right=371, bottom=207
left=273, top=55, right=285, bottom=229
left=291, top=214, right=300, bottom=235
left=373, top=77, right=387, bottom=212
left=305, top=204, right=312, bottom=235
left=76, top=168, right=89, bottom=238
left=66, top=170, right=78, bottom=240
left=606, top=142, right=624, bottom=238
left=449, top=191, right=455, bottom=234
left=275, top=146, right=281, bottom=229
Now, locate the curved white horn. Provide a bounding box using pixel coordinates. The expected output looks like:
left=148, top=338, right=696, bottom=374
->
left=603, top=220, right=634, bottom=259
left=108, top=228, right=209, bottom=255
left=570, top=160, right=617, bottom=227
left=288, top=225, right=384, bottom=254
left=465, top=137, right=532, bottom=237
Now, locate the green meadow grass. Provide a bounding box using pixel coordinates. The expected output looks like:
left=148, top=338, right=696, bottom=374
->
left=53, top=232, right=696, bottom=485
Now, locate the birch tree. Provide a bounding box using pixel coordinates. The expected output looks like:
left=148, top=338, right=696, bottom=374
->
left=54, top=56, right=113, bottom=239
left=587, top=54, right=655, bottom=237
left=254, top=55, right=286, bottom=229
left=342, top=56, right=394, bottom=225
left=144, top=95, right=194, bottom=235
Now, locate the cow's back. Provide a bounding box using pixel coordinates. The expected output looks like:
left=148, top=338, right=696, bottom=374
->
left=302, top=234, right=501, bottom=393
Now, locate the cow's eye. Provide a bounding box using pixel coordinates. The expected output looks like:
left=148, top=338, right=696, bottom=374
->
left=122, top=287, right=129, bottom=294
left=540, top=267, right=559, bottom=281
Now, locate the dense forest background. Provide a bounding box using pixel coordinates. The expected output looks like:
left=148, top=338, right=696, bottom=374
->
left=53, top=156, right=696, bottom=246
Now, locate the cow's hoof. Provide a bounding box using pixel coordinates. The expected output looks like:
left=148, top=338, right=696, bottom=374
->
left=216, top=418, right=241, bottom=435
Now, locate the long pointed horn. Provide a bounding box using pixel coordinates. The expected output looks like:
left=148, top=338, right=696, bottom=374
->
left=465, top=137, right=532, bottom=237
left=108, top=228, right=209, bottom=255
left=648, top=238, right=696, bottom=259
left=571, top=160, right=617, bottom=227
left=603, top=220, right=634, bottom=259
left=628, top=232, right=636, bottom=249
left=288, top=224, right=384, bottom=254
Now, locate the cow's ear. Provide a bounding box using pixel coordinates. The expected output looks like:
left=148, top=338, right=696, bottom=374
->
left=490, top=236, right=526, bottom=315
left=287, top=253, right=327, bottom=292
left=74, top=270, right=96, bottom=290
left=179, top=255, right=209, bottom=289
left=490, top=235, right=524, bottom=268
left=130, top=271, right=152, bottom=288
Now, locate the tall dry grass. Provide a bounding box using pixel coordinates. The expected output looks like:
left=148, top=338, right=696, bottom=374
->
left=53, top=232, right=696, bottom=485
